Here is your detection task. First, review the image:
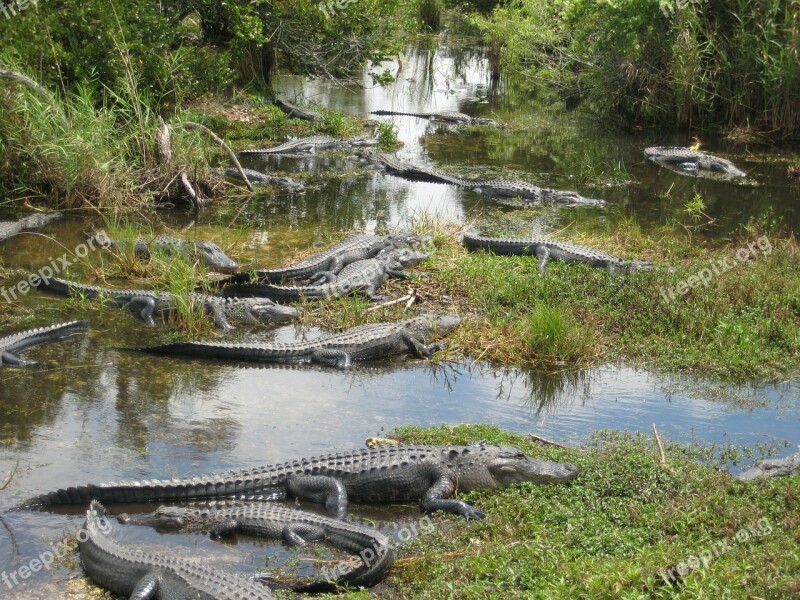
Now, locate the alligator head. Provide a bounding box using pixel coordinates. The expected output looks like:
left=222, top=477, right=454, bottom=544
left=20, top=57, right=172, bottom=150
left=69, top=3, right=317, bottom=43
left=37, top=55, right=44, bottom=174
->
left=249, top=301, right=300, bottom=323
left=194, top=241, right=239, bottom=274
left=390, top=248, right=429, bottom=268
left=452, top=443, right=579, bottom=490
left=117, top=506, right=207, bottom=530
left=407, top=314, right=461, bottom=340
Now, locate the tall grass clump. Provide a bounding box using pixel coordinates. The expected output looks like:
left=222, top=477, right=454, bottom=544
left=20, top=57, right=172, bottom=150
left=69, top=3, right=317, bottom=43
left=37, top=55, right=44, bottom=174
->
left=418, top=0, right=443, bottom=32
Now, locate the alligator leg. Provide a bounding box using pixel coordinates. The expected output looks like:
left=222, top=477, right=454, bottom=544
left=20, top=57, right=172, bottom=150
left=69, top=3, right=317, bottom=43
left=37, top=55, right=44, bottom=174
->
left=124, top=296, right=159, bottom=326
left=281, top=522, right=327, bottom=546
left=129, top=572, right=160, bottom=600
left=401, top=333, right=446, bottom=357
left=535, top=246, right=550, bottom=275
left=309, top=349, right=353, bottom=368
left=286, top=475, right=348, bottom=518
left=308, top=271, right=337, bottom=285
left=209, top=517, right=326, bottom=546
left=1, top=351, right=38, bottom=367
left=205, top=301, right=235, bottom=330
left=422, top=476, right=486, bottom=521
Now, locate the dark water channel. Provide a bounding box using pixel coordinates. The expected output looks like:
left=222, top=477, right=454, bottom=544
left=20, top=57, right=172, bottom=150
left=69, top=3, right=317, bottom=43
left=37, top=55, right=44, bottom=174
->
left=1, top=34, right=799, bottom=597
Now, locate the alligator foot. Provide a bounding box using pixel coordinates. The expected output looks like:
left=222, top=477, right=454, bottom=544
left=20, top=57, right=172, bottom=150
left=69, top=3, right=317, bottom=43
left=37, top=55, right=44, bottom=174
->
left=286, top=475, right=349, bottom=518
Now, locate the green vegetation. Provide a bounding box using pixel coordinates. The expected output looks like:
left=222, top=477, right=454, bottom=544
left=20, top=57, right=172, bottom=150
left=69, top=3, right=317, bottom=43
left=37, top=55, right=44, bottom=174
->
left=418, top=0, right=444, bottom=32
left=469, top=0, right=800, bottom=136
left=329, top=424, right=800, bottom=599
left=414, top=220, right=799, bottom=381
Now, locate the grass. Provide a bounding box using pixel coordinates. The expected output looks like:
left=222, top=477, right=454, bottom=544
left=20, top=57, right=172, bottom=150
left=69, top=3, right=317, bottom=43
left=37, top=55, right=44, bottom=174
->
left=324, top=424, right=800, bottom=600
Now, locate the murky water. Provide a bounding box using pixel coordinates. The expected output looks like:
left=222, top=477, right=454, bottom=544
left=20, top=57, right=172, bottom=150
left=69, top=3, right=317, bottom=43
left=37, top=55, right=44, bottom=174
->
left=1, top=32, right=799, bottom=597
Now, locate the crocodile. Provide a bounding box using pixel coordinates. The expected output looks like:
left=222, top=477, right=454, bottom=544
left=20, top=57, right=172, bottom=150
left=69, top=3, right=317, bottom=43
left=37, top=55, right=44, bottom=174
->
left=23, top=442, right=579, bottom=522
left=274, top=98, right=322, bottom=122
left=239, top=135, right=377, bottom=156
left=736, top=448, right=800, bottom=481
left=644, top=147, right=746, bottom=178
left=370, top=109, right=496, bottom=125
left=98, top=233, right=239, bottom=274
left=80, top=501, right=276, bottom=600
left=36, top=277, right=298, bottom=329
left=118, top=503, right=395, bottom=589
left=0, top=320, right=88, bottom=367
left=137, top=313, right=459, bottom=368
left=0, top=211, right=62, bottom=242
left=222, top=166, right=305, bottom=193
left=363, top=152, right=605, bottom=207
left=463, top=232, right=653, bottom=274
left=222, top=232, right=429, bottom=285
left=220, top=248, right=427, bottom=301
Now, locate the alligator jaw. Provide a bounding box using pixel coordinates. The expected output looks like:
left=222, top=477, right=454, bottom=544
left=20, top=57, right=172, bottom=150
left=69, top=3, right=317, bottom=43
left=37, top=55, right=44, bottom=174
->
left=488, top=447, right=579, bottom=485
left=252, top=303, right=301, bottom=323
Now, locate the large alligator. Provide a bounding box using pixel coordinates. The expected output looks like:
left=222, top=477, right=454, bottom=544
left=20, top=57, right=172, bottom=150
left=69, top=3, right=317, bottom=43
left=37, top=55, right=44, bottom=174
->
left=138, top=314, right=459, bottom=368
left=364, top=152, right=605, bottom=207
left=274, top=98, right=322, bottom=122
left=119, top=503, right=395, bottom=589
left=0, top=211, right=62, bottom=242
left=222, top=166, right=305, bottom=193
left=23, top=442, right=578, bottom=521
left=223, top=232, right=429, bottom=285
left=0, top=320, right=88, bottom=367
left=36, top=277, right=298, bottom=329
left=98, top=233, right=239, bottom=274
left=463, top=232, right=653, bottom=274
left=370, top=109, right=496, bottom=125
left=736, top=448, right=800, bottom=481
left=80, top=501, right=276, bottom=600
left=221, top=248, right=427, bottom=301
left=644, top=146, right=746, bottom=178
left=239, top=135, right=377, bottom=156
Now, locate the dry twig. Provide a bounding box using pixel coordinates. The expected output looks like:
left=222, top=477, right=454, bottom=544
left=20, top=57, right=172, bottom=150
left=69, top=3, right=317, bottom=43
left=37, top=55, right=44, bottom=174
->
left=652, top=423, right=676, bottom=474
left=180, top=121, right=253, bottom=191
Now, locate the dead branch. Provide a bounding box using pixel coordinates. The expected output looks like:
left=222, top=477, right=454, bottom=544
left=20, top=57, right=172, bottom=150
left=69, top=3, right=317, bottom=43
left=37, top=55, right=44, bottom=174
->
left=0, top=69, right=67, bottom=123
left=652, top=423, right=676, bottom=474
left=180, top=121, right=253, bottom=192
left=0, top=456, right=20, bottom=491
left=180, top=170, right=200, bottom=209
left=528, top=433, right=569, bottom=449
left=156, top=116, right=172, bottom=166
left=366, top=288, right=417, bottom=312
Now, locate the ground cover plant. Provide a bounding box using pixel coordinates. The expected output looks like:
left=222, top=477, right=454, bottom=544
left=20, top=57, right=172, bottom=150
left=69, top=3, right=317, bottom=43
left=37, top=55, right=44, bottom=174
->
left=325, top=424, right=800, bottom=599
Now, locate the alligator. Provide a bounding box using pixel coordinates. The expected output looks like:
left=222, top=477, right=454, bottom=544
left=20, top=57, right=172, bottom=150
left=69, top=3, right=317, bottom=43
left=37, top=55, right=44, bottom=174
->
left=736, top=448, right=800, bottom=481
left=24, top=442, right=579, bottom=522
left=0, top=211, right=62, bottom=242
left=463, top=232, right=653, bottom=274
left=138, top=313, right=459, bottom=368
left=222, top=166, right=305, bottom=193
left=36, top=277, right=298, bottom=329
left=363, top=151, right=605, bottom=207
left=220, top=248, right=427, bottom=301
left=644, top=147, right=746, bottom=178
left=222, top=232, right=429, bottom=285
left=119, top=503, right=395, bottom=589
left=0, top=320, right=88, bottom=367
left=239, top=135, right=377, bottom=156
left=98, top=233, right=239, bottom=274
left=80, top=501, right=276, bottom=600
left=274, top=98, right=322, bottom=122
left=370, top=109, right=496, bottom=126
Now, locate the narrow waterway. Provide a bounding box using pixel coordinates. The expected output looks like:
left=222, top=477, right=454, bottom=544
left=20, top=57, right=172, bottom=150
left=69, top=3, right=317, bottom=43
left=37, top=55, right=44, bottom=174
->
left=1, top=31, right=798, bottom=597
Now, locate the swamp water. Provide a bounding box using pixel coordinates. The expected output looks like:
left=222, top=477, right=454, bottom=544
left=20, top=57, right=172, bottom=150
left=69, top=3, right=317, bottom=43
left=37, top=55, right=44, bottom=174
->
left=1, top=33, right=799, bottom=597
